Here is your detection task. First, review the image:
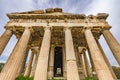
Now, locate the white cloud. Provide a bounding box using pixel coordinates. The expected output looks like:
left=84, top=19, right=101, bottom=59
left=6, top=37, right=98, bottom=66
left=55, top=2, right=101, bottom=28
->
left=82, top=0, right=120, bottom=66
left=0, top=0, right=36, bottom=62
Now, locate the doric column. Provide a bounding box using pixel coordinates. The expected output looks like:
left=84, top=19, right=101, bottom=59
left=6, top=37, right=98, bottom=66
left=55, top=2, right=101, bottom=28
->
left=82, top=54, right=87, bottom=77
left=34, top=27, right=51, bottom=80
left=30, top=53, right=37, bottom=77
left=74, top=46, right=80, bottom=70
left=96, top=39, right=117, bottom=79
left=79, top=53, right=87, bottom=78
left=84, top=29, right=114, bottom=80
left=0, top=28, right=31, bottom=80
left=87, top=47, right=95, bottom=76
left=48, top=45, right=54, bottom=79
left=0, top=29, right=13, bottom=55
left=24, top=51, right=34, bottom=76
left=78, top=47, right=87, bottom=78
left=30, top=48, right=39, bottom=77
left=83, top=51, right=91, bottom=77
left=65, top=27, right=80, bottom=80
left=63, top=45, right=67, bottom=78
left=16, top=48, right=29, bottom=76
left=0, top=40, right=19, bottom=73
left=102, top=30, right=120, bottom=65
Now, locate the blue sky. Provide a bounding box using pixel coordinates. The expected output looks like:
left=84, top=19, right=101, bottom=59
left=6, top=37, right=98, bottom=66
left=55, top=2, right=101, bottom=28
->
left=0, top=0, right=120, bottom=66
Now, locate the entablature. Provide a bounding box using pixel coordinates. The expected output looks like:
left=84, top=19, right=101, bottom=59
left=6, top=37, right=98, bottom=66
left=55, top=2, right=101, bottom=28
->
left=4, top=8, right=111, bottom=48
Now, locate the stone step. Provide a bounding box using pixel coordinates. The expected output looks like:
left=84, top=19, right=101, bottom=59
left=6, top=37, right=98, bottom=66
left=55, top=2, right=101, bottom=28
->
left=49, top=77, right=67, bottom=80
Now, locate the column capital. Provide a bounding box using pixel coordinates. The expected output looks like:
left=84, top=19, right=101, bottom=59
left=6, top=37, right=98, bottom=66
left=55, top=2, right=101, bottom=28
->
left=101, top=28, right=110, bottom=33
left=24, top=27, right=34, bottom=32
left=81, top=27, right=92, bottom=33
left=31, top=47, right=39, bottom=54
left=63, top=26, right=72, bottom=31
left=5, top=26, right=13, bottom=31
left=43, top=26, right=51, bottom=30
left=78, top=47, right=86, bottom=54
left=84, top=27, right=92, bottom=30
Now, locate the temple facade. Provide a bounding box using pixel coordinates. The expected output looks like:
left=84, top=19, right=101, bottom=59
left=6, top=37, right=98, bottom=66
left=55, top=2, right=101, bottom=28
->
left=0, top=8, right=120, bottom=80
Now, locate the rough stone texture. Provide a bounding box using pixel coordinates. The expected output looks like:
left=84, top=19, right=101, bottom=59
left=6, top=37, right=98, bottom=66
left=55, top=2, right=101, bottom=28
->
left=85, top=29, right=114, bottom=80
left=48, top=45, right=54, bottom=79
left=30, top=52, right=39, bottom=77
left=96, top=39, right=117, bottom=79
left=0, top=29, right=12, bottom=55
left=103, top=30, right=120, bottom=65
left=83, top=52, right=91, bottom=77
left=65, top=28, right=80, bottom=80
left=24, top=52, right=34, bottom=76
left=16, top=48, right=29, bottom=76
left=96, top=13, right=109, bottom=19
left=34, top=27, right=51, bottom=80
left=0, top=28, right=31, bottom=80
left=0, top=8, right=119, bottom=80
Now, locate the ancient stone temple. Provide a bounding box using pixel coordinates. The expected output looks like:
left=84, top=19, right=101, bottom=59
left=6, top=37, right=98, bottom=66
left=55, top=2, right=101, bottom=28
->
left=0, top=8, right=120, bottom=80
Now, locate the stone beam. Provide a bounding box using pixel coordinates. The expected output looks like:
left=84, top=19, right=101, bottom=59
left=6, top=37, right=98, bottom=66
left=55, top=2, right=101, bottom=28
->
left=6, top=22, right=110, bottom=28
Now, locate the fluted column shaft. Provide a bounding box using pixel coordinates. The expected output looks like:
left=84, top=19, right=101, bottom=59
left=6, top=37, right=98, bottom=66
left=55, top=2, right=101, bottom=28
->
left=83, top=52, right=91, bottom=77
left=34, top=27, right=51, bottom=80
left=82, top=54, right=87, bottom=77
left=85, top=29, right=114, bottom=80
left=48, top=45, right=54, bottom=79
left=30, top=47, right=40, bottom=77
left=96, top=40, right=117, bottom=79
left=63, top=45, right=67, bottom=78
left=1, top=41, right=19, bottom=73
left=0, top=28, right=31, bottom=80
left=102, top=30, right=120, bottom=65
left=0, top=29, right=13, bottom=55
left=87, top=47, right=95, bottom=75
left=79, top=53, right=87, bottom=77
left=65, top=28, right=80, bottom=80
left=16, top=48, right=29, bottom=76
left=30, top=53, right=38, bottom=77
left=24, top=51, right=34, bottom=76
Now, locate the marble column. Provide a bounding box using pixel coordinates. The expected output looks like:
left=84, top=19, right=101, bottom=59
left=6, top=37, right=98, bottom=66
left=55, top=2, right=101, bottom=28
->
left=74, top=46, right=80, bottom=70
left=96, top=40, right=117, bottom=79
left=0, top=29, right=13, bottom=55
left=82, top=54, right=87, bottom=77
left=24, top=51, right=34, bottom=76
left=30, top=47, right=40, bottom=77
left=78, top=47, right=87, bottom=78
left=83, top=52, right=91, bottom=77
left=65, top=27, right=80, bottom=80
left=84, top=29, right=114, bottom=80
left=0, top=28, right=31, bottom=80
left=48, top=45, right=54, bottom=79
left=79, top=53, right=87, bottom=78
left=87, top=47, right=95, bottom=76
left=30, top=53, right=38, bottom=77
left=102, top=30, right=120, bottom=65
left=63, top=45, right=67, bottom=78
left=0, top=41, right=19, bottom=73
left=34, top=27, right=51, bottom=80
left=16, top=48, right=29, bottom=76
